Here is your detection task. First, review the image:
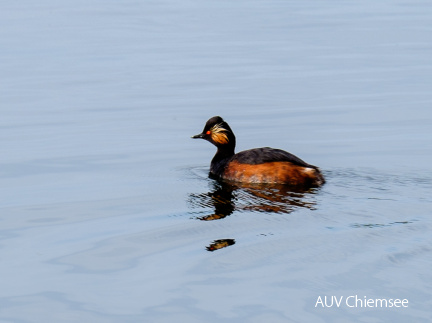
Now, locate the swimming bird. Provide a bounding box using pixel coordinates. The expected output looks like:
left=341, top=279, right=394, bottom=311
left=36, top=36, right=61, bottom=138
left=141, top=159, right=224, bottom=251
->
left=192, top=116, right=325, bottom=187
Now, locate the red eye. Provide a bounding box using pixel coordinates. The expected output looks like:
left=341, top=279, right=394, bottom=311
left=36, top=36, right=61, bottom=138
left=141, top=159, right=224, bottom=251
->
left=206, top=130, right=211, bottom=135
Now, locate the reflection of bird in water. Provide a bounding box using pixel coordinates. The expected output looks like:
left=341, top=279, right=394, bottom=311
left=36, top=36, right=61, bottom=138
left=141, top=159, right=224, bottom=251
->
left=206, top=239, right=235, bottom=251
left=188, top=180, right=319, bottom=221
left=188, top=181, right=235, bottom=221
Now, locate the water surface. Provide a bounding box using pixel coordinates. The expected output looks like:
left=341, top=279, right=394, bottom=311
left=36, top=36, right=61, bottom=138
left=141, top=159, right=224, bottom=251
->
left=1, top=0, right=432, bottom=322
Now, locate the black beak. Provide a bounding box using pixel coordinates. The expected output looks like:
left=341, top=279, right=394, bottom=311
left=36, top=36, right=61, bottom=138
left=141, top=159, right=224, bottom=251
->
left=191, top=133, right=204, bottom=139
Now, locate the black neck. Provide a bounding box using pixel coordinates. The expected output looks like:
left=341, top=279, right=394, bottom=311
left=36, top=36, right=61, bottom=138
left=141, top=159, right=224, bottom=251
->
left=210, top=146, right=235, bottom=177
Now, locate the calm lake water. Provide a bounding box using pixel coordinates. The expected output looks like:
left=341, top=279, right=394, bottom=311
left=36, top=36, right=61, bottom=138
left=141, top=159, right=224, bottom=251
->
left=1, top=0, right=432, bottom=322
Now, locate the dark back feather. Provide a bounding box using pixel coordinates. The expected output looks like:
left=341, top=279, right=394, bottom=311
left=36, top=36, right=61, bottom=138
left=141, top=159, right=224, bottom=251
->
left=230, top=147, right=317, bottom=169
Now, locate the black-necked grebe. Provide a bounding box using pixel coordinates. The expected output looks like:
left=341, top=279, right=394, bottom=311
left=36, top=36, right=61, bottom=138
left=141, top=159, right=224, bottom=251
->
left=192, top=116, right=325, bottom=187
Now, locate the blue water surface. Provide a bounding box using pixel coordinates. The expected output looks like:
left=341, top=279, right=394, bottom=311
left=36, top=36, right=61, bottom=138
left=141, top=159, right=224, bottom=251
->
left=1, top=1, right=432, bottom=322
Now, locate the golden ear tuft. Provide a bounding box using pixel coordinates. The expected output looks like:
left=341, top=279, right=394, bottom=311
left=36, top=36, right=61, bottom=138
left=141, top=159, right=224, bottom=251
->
left=210, top=123, right=229, bottom=144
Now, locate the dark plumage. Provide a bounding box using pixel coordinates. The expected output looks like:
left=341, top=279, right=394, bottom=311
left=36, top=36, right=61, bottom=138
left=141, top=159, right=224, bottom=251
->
left=231, top=147, right=316, bottom=168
